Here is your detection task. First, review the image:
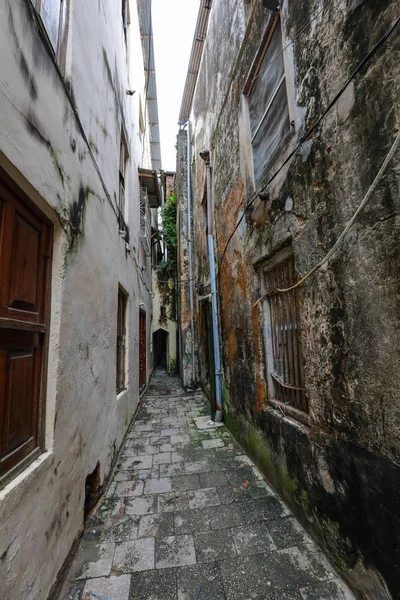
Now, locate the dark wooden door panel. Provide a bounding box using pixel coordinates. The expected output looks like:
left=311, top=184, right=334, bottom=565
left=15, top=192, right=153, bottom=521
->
left=139, top=311, right=146, bottom=388
left=8, top=213, right=40, bottom=311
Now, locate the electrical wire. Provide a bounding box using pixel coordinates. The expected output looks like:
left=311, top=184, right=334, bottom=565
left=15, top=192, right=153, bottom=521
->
left=253, top=127, right=400, bottom=305
left=249, top=0, right=334, bottom=87
left=219, top=15, right=400, bottom=269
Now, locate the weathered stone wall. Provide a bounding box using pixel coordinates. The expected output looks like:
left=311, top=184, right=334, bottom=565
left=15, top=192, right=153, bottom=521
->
left=183, top=0, right=400, bottom=597
left=0, top=0, right=154, bottom=597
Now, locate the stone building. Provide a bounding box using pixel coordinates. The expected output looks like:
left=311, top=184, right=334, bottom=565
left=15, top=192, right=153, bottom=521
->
left=0, top=0, right=161, bottom=597
left=177, top=0, right=400, bottom=597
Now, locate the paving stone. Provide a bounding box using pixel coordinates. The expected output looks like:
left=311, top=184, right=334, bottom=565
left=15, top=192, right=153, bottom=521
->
left=159, top=462, right=185, bottom=477
left=299, top=578, right=356, bottom=599
left=158, top=491, right=190, bottom=513
left=217, top=485, right=252, bottom=504
left=113, top=495, right=157, bottom=516
left=174, top=508, right=211, bottom=534
left=113, top=538, right=155, bottom=573
left=268, top=517, right=313, bottom=549
left=204, top=504, right=245, bottom=530
left=219, top=548, right=317, bottom=600
left=143, top=477, right=172, bottom=494
left=194, top=529, right=237, bottom=563
left=172, top=474, right=201, bottom=492
left=299, top=543, right=335, bottom=581
left=225, top=466, right=258, bottom=486
left=153, top=452, right=171, bottom=465
left=155, top=534, right=196, bottom=568
left=115, top=480, right=144, bottom=497
left=239, top=497, right=291, bottom=523
left=84, top=515, right=139, bottom=544
left=202, top=439, right=225, bottom=449
left=129, top=568, right=177, bottom=600
left=83, top=574, right=131, bottom=600
left=160, top=443, right=173, bottom=452
left=138, top=513, right=175, bottom=538
left=231, top=522, right=277, bottom=555
left=171, top=434, right=190, bottom=444
left=184, top=460, right=209, bottom=474
left=118, top=455, right=153, bottom=470
left=75, top=542, right=115, bottom=579
left=171, top=451, right=184, bottom=462
left=177, top=562, right=226, bottom=600
left=188, top=487, right=220, bottom=510
left=198, top=470, right=229, bottom=488
left=161, top=428, right=179, bottom=437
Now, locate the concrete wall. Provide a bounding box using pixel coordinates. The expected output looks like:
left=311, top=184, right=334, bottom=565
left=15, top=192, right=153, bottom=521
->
left=0, top=0, right=155, bottom=597
left=178, top=0, right=400, bottom=597
left=151, top=270, right=177, bottom=372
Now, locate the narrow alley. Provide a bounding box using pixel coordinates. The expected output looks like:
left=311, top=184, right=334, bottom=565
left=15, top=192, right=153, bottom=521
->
left=60, top=371, right=354, bottom=600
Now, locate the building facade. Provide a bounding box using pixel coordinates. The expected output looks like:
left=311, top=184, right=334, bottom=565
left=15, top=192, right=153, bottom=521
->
left=0, top=0, right=161, bottom=597
left=177, top=0, right=400, bottom=597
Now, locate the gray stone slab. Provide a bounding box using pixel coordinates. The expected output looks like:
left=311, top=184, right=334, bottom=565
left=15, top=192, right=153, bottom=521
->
left=202, top=439, right=225, bottom=449
left=171, top=434, right=190, bottom=444
left=138, top=513, right=175, bottom=538
left=217, top=485, right=252, bottom=504
left=83, top=574, right=131, bottom=600
left=171, top=451, right=184, bottom=463
left=75, top=542, right=115, bottom=579
left=204, top=504, right=245, bottom=530
left=117, top=455, right=153, bottom=470
left=161, top=428, right=179, bottom=437
left=177, top=562, right=226, bottom=600
left=193, top=416, right=224, bottom=430
left=172, top=474, right=201, bottom=492
left=153, top=452, right=171, bottom=465
left=184, top=460, right=209, bottom=474
left=113, top=538, right=155, bottom=573
left=159, top=462, right=185, bottom=477
left=158, top=491, right=190, bottom=513
left=199, top=470, right=229, bottom=488
left=155, top=535, right=196, bottom=569
left=299, top=578, right=356, bottom=599
left=267, top=517, right=313, bottom=549
left=188, top=487, right=220, bottom=510
left=299, top=543, right=335, bottom=582
left=143, top=477, right=172, bottom=495
left=219, top=548, right=317, bottom=600
left=194, top=529, right=237, bottom=563
left=84, top=515, right=139, bottom=544
left=113, top=495, right=157, bottom=516
left=239, top=497, right=291, bottom=523
left=231, top=522, right=277, bottom=555
left=174, top=509, right=211, bottom=535
left=115, top=480, right=144, bottom=497
left=129, top=568, right=177, bottom=600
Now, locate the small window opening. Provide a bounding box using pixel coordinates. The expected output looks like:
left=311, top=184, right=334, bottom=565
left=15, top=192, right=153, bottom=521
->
left=116, top=287, right=127, bottom=393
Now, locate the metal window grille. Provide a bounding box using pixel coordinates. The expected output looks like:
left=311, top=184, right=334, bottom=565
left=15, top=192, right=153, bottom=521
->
left=116, top=288, right=127, bottom=393
left=140, top=187, right=151, bottom=256
left=265, top=254, right=308, bottom=413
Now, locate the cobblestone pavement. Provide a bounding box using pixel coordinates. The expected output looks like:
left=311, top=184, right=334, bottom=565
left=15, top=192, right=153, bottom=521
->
left=61, top=371, right=355, bottom=600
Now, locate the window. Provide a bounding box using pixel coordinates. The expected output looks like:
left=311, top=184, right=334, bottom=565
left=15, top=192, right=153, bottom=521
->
left=119, top=131, right=128, bottom=223
left=140, top=187, right=151, bottom=256
left=263, top=251, right=308, bottom=414
left=0, top=174, right=53, bottom=488
left=35, top=0, right=70, bottom=73
left=116, top=287, right=127, bottom=394
left=122, top=0, right=130, bottom=45
left=246, top=17, right=290, bottom=185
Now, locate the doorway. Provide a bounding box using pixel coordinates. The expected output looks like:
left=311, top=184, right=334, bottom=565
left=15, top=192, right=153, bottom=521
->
left=153, top=329, right=169, bottom=369
left=139, top=309, right=146, bottom=389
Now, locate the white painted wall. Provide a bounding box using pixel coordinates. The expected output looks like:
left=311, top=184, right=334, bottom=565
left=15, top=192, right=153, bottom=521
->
left=0, top=0, right=155, bottom=597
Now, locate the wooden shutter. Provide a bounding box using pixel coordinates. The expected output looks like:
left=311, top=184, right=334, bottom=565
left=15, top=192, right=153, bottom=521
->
left=0, top=179, right=52, bottom=485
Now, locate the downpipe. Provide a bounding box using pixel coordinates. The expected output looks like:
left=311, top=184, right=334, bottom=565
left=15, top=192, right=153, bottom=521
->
left=186, top=122, right=196, bottom=386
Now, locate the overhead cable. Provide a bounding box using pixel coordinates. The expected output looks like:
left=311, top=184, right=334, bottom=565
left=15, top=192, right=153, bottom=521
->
left=253, top=128, right=400, bottom=305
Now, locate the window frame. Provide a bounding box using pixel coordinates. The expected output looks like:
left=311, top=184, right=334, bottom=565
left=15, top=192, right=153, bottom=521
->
left=116, top=286, right=128, bottom=395
left=261, top=247, right=309, bottom=424
left=244, top=13, right=292, bottom=188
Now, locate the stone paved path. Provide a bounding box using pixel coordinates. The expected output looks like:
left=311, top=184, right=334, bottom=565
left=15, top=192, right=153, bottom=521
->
left=61, top=371, right=355, bottom=600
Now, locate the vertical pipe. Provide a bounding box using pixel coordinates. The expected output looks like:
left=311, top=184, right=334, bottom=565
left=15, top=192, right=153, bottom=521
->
left=205, top=160, right=222, bottom=422
left=186, top=122, right=196, bottom=385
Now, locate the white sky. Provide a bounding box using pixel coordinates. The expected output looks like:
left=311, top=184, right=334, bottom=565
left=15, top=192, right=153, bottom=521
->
left=152, top=0, right=200, bottom=171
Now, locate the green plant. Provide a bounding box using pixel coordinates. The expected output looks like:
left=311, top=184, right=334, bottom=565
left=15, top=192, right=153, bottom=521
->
left=168, top=357, right=177, bottom=374
left=159, top=194, right=177, bottom=276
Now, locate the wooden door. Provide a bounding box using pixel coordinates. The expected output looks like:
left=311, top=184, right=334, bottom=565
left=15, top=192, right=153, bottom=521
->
left=139, top=310, right=146, bottom=389
left=0, top=178, right=52, bottom=485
